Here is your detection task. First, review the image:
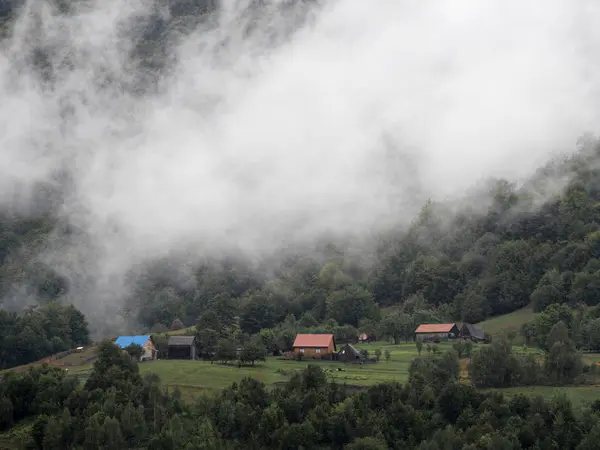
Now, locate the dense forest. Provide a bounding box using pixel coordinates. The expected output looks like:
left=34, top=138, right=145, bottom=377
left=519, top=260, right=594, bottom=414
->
left=3, top=341, right=600, bottom=449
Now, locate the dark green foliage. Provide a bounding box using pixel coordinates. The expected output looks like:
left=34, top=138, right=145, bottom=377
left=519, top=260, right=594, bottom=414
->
left=215, top=339, right=237, bottom=364
left=6, top=135, right=600, bottom=350
left=239, top=338, right=267, bottom=366
left=0, top=342, right=599, bottom=449
left=0, top=302, right=90, bottom=370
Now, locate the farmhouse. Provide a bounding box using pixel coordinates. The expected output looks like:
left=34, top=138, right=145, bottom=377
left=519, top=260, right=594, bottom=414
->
left=168, top=335, right=196, bottom=360
left=358, top=333, right=375, bottom=343
left=293, top=333, right=336, bottom=358
left=414, top=323, right=459, bottom=341
left=337, top=343, right=364, bottom=362
left=114, top=335, right=157, bottom=361
left=459, top=323, right=486, bottom=342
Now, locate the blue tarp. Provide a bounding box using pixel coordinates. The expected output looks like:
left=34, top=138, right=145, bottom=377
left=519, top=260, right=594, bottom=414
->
left=114, top=335, right=151, bottom=348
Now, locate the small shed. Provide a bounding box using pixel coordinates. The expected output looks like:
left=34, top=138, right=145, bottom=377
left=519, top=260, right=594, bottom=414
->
left=459, top=323, right=485, bottom=342
left=338, top=343, right=364, bottom=362
left=168, top=335, right=196, bottom=360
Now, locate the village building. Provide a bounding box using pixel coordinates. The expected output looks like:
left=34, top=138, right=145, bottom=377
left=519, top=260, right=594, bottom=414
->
left=167, top=335, right=197, bottom=360
left=459, top=323, right=486, bottom=342
left=292, top=333, right=336, bottom=358
left=358, top=333, right=375, bottom=343
left=414, top=323, right=459, bottom=341
left=114, top=335, right=158, bottom=361
left=337, top=343, right=364, bottom=362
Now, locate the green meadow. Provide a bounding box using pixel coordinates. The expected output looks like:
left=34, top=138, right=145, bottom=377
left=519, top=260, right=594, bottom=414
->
left=62, top=341, right=600, bottom=408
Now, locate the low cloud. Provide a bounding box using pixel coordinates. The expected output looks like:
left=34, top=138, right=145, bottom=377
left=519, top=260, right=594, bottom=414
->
left=2, top=0, right=600, bottom=329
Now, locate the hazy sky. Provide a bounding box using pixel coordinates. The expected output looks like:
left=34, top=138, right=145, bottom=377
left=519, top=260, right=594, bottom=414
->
left=2, top=0, right=600, bottom=328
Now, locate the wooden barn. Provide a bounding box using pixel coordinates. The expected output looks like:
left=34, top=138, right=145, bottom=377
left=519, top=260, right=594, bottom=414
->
left=292, top=334, right=336, bottom=358
left=167, top=335, right=196, bottom=360
left=337, top=343, right=364, bottom=362
left=114, top=335, right=157, bottom=361
left=459, top=323, right=486, bottom=342
left=414, top=323, right=459, bottom=342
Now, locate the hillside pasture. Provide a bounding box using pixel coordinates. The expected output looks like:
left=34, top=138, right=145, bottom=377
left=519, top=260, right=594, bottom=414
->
left=476, top=307, right=537, bottom=337
left=491, top=385, right=600, bottom=409
left=135, top=341, right=423, bottom=401
left=6, top=331, right=600, bottom=409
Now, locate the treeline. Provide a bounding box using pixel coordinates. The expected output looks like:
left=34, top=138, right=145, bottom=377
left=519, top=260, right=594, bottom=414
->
left=6, top=136, right=600, bottom=348
left=4, top=341, right=600, bottom=449
left=131, top=135, right=600, bottom=339
left=0, top=302, right=90, bottom=370
left=3, top=32, right=600, bottom=348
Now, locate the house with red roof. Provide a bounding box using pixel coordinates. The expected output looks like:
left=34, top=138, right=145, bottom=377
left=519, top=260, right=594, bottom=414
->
left=414, top=323, right=459, bottom=342
left=292, top=333, right=336, bottom=358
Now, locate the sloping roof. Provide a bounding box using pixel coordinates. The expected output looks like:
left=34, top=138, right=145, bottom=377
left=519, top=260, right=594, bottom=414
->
left=463, top=323, right=485, bottom=340
left=345, top=343, right=362, bottom=356
left=293, top=333, right=334, bottom=348
left=114, top=335, right=151, bottom=348
left=415, top=324, right=457, bottom=333
left=168, top=335, right=195, bottom=346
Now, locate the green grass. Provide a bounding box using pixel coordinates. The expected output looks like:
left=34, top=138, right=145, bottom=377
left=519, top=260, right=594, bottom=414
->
left=490, top=386, right=600, bottom=409
left=132, top=341, right=425, bottom=401
left=477, top=307, right=538, bottom=336
left=155, top=326, right=196, bottom=337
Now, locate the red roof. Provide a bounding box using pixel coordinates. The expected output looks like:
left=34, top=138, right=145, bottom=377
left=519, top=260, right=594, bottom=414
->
left=415, top=324, right=456, bottom=333
left=293, top=334, right=334, bottom=348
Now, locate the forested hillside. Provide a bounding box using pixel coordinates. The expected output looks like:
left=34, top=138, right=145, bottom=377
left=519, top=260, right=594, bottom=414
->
left=3, top=132, right=600, bottom=335
left=2, top=0, right=600, bottom=378
left=106, top=134, right=600, bottom=332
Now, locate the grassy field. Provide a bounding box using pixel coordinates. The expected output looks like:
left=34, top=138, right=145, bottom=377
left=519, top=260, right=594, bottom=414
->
left=65, top=341, right=424, bottom=401
left=5, top=308, right=600, bottom=408
left=490, top=386, right=600, bottom=409
left=476, top=307, right=538, bottom=337
left=5, top=338, right=600, bottom=409
left=61, top=341, right=600, bottom=408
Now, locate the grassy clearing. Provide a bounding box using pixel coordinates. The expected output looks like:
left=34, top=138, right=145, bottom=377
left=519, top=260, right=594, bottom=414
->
left=6, top=312, right=600, bottom=408
left=490, top=386, right=600, bottom=409
left=133, top=341, right=427, bottom=401
left=61, top=342, right=431, bottom=401
left=154, top=326, right=196, bottom=337
left=0, top=344, right=100, bottom=375
left=130, top=343, right=600, bottom=404
left=476, top=307, right=537, bottom=337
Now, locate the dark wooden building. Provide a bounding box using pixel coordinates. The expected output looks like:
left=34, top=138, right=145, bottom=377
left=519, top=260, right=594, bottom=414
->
left=337, top=343, right=364, bottom=362
left=459, top=323, right=485, bottom=342
left=167, top=335, right=196, bottom=360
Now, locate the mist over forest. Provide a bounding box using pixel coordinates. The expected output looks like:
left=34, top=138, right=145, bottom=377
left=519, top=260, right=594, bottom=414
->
left=1, top=0, right=600, bottom=337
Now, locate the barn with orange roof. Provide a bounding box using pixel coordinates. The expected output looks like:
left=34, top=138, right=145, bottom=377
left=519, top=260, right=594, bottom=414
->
left=414, top=323, right=459, bottom=341
left=292, top=333, right=336, bottom=358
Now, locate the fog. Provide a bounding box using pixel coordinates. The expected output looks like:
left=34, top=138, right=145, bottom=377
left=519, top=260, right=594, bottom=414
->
left=2, top=0, right=600, bottom=329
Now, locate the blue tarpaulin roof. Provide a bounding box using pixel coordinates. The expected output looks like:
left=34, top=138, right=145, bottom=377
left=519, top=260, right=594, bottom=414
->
left=114, top=335, right=151, bottom=348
